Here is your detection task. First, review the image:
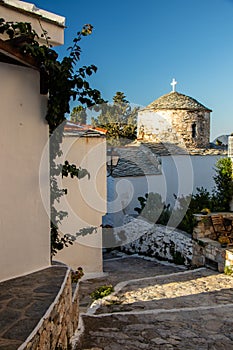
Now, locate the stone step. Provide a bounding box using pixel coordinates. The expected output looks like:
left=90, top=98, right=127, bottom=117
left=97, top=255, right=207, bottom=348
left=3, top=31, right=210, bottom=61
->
left=79, top=255, right=184, bottom=313
left=92, top=268, right=233, bottom=314
left=75, top=260, right=233, bottom=350
left=79, top=305, right=233, bottom=350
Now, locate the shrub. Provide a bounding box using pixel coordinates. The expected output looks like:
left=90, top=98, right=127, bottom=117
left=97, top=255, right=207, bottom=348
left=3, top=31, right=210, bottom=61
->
left=134, top=192, right=171, bottom=225
left=173, top=187, right=213, bottom=234
left=90, top=285, right=114, bottom=300
left=133, top=157, right=233, bottom=235
left=212, top=158, right=233, bottom=211
left=224, top=266, right=233, bottom=275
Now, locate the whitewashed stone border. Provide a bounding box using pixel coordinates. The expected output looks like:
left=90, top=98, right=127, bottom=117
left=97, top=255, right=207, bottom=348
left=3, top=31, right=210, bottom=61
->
left=114, top=217, right=193, bottom=266
left=18, top=267, right=79, bottom=350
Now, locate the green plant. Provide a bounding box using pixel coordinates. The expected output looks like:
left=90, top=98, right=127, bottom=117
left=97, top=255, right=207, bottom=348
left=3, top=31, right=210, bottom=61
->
left=218, top=236, right=230, bottom=245
left=216, top=139, right=222, bottom=146
left=172, top=251, right=185, bottom=265
left=133, top=158, right=233, bottom=235
left=197, top=239, right=206, bottom=247
left=71, top=267, right=84, bottom=283
left=158, top=203, right=171, bottom=225
left=200, top=216, right=211, bottom=225
left=173, top=187, right=213, bottom=234
left=134, top=193, right=148, bottom=214
left=175, top=158, right=233, bottom=233
left=134, top=192, right=170, bottom=224
left=212, top=157, right=233, bottom=212
left=224, top=265, right=233, bottom=276
left=0, top=19, right=105, bottom=256
left=200, top=208, right=211, bottom=215
left=90, top=285, right=114, bottom=300
left=134, top=187, right=215, bottom=234
left=70, top=106, right=87, bottom=124
left=91, top=91, right=138, bottom=145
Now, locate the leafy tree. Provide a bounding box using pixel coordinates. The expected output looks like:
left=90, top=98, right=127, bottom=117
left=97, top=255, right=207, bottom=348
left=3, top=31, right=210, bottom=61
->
left=70, top=105, right=87, bottom=124
left=212, top=157, right=233, bottom=211
left=92, top=91, right=139, bottom=145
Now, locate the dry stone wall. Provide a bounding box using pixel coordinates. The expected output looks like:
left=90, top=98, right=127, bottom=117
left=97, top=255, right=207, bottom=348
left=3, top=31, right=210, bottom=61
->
left=192, top=213, right=233, bottom=272
left=20, top=269, right=79, bottom=350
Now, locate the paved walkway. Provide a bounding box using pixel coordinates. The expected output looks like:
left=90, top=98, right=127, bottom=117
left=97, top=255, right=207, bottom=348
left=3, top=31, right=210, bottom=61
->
left=75, top=251, right=233, bottom=350
left=0, top=266, right=67, bottom=350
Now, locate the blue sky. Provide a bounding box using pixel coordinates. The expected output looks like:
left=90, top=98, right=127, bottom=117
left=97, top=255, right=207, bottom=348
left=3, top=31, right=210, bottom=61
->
left=33, top=0, right=233, bottom=140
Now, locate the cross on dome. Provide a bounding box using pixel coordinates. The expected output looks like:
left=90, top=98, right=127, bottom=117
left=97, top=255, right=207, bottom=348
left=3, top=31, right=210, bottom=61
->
left=170, top=78, right=177, bottom=92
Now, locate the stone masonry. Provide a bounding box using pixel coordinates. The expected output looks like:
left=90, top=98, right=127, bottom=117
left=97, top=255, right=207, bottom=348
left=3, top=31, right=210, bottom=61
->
left=0, top=266, right=79, bottom=350
left=137, top=91, right=211, bottom=148
left=21, top=269, right=79, bottom=350
left=192, top=213, right=233, bottom=272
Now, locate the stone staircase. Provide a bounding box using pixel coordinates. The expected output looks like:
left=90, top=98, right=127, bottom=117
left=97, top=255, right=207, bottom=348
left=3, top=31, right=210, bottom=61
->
left=73, top=255, right=233, bottom=350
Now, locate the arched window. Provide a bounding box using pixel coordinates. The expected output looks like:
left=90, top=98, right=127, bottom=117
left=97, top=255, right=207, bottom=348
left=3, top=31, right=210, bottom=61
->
left=192, top=123, right=196, bottom=138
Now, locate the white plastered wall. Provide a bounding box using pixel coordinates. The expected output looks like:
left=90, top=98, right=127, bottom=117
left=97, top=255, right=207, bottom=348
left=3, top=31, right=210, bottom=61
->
left=55, top=136, right=107, bottom=273
left=0, top=62, right=50, bottom=282
left=0, top=2, right=65, bottom=46
left=106, top=154, right=225, bottom=228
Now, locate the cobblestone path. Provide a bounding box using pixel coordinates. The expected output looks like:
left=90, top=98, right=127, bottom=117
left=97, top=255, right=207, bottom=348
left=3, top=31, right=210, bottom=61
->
left=74, top=253, right=233, bottom=350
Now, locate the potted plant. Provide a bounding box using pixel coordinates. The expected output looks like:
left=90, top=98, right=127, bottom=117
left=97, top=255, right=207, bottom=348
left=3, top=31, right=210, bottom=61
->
left=218, top=236, right=230, bottom=248
left=71, top=267, right=84, bottom=283
left=201, top=208, right=211, bottom=215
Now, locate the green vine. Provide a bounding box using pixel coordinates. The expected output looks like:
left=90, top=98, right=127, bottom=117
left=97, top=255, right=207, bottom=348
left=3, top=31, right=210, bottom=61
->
left=0, top=19, right=105, bottom=256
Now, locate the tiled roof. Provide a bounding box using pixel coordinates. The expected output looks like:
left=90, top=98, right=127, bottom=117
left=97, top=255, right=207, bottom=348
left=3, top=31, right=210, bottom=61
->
left=142, top=142, right=227, bottom=156
left=109, top=144, right=161, bottom=177
left=110, top=142, right=227, bottom=178
left=64, top=121, right=107, bottom=137
left=144, top=92, right=212, bottom=112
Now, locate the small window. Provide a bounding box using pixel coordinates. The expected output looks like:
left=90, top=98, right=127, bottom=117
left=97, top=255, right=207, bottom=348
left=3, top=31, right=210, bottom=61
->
left=192, top=123, right=196, bottom=138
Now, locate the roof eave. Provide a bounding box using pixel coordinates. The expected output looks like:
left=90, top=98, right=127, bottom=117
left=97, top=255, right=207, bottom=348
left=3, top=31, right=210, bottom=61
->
left=0, top=0, right=65, bottom=28
left=0, top=38, right=38, bottom=68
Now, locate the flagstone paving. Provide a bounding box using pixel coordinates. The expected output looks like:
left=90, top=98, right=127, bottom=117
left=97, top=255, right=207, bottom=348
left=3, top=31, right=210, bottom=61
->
left=0, top=266, right=67, bottom=350
left=75, top=252, right=233, bottom=350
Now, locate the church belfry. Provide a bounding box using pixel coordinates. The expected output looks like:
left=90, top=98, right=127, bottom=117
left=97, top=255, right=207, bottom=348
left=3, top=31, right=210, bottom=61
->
left=137, top=80, right=211, bottom=148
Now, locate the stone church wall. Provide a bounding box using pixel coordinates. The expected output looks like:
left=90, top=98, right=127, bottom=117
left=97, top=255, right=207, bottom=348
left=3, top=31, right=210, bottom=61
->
left=170, top=109, right=210, bottom=148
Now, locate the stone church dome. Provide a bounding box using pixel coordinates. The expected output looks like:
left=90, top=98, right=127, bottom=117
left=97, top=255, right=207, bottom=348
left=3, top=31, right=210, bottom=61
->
left=146, top=91, right=212, bottom=112
left=138, top=80, right=212, bottom=148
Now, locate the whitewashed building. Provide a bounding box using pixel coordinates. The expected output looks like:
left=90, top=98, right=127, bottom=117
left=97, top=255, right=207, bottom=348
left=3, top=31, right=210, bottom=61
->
left=55, top=122, right=107, bottom=273
left=0, top=0, right=65, bottom=282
